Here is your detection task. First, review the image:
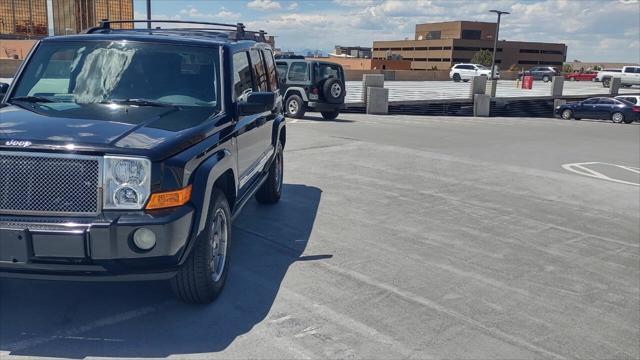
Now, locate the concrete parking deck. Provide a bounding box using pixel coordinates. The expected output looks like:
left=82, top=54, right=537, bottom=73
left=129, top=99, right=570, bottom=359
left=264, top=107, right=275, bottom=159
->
left=1, top=114, right=638, bottom=359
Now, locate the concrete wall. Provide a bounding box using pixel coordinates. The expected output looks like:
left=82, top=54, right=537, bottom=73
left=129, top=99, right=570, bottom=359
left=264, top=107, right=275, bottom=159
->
left=310, top=57, right=372, bottom=70
left=345, top=69, right=521, bottom=81
left=0, top=59, right=22, bottom=78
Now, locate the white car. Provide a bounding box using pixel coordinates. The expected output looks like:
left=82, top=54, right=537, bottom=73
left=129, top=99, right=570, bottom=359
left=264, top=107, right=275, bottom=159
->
left=449, top=63, right=498, bottom=82
left=598, top=66, right=640, bottom=87
left=615, top=95, right=640, bottom=105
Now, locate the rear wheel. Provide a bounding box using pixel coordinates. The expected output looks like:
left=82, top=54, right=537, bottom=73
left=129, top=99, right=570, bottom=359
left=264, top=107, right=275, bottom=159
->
left=285, top=95, right=305, bottom=119
left=602, top=78, right=611, bottom=88
left=452, top=73, right=461, bottom=82
left=321, top=110, right=340, bottom=120
left=171, top=189, right=231, bottom=304
left=255, top=142, right=284, bottom=204
left=542, top=75, right=550, bottom=82
left=611, top=112, right=625, bottom=123
left=561, top=109, right=573, bottom=120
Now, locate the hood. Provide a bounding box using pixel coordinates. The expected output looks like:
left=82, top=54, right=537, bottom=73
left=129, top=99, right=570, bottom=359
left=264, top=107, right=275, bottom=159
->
left=0, top=102, right=217, bottom=158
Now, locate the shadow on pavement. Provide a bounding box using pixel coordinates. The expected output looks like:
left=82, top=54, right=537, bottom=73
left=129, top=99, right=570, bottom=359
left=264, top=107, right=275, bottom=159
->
left=0, top=183, right=324, bottom=358
left=301, top=114, right=356, bottom=123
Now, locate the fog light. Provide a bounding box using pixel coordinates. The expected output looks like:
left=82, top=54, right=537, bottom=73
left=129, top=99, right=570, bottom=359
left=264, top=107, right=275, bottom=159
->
left=133, top=228, right=156, bottom=250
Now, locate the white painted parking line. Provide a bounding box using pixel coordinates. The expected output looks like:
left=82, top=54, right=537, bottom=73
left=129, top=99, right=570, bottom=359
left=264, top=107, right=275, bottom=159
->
left=562, top=162, right=640, bottom=186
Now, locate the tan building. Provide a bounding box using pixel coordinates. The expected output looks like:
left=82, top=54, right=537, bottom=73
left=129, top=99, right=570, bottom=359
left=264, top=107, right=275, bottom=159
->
left=373, top=21, right=567, bottom=70
left=0, top=0, right=48, bottom=39
left=52, top=0, right=133, bottom=35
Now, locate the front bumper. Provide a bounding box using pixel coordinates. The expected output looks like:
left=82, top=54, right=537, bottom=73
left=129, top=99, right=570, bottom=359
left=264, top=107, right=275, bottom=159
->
left=0, top=205, right=194, bottom=281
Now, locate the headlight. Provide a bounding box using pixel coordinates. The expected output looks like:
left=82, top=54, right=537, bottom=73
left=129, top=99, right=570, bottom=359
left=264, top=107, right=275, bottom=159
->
left=104, top=156, right=151, bottom=210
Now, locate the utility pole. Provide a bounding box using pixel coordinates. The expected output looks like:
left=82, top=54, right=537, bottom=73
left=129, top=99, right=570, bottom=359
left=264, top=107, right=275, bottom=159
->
left=489, top=9, right=509, bottom=80
left=146, top=0, right=151, bottom=29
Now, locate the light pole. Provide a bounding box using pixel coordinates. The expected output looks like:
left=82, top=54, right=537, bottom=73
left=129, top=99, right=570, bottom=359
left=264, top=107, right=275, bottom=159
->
left=146, top=0, right=152, bottom=29
left=489, top=9, right=509, bottom=80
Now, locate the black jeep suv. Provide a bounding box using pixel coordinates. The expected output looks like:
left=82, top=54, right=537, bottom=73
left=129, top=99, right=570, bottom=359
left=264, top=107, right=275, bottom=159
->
left=275, top=59, right=346, bottom=120
left=0, top=20, right=286, bottom=304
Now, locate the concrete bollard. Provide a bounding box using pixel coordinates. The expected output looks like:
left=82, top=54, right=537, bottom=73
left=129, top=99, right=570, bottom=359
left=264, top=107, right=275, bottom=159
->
left=473, top=94, right=491, bottom=117
left=366, top=87, right=389, bottom=115
left=469, top=76, right=487, bottom=99
left=362, top=74, right=384, bottom=103
left=609, top=77, right=621, bottom=96
left=551, top=76, right=564, bottom=97
left=487, top=79, right=498, bottom=98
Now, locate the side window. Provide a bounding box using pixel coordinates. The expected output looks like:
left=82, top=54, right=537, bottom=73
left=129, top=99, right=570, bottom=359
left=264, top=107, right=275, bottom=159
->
left=249, top=49, right=268, bottom=91
left=626, top=97, right=637, bottom=104
left=276, top=62, right=288, bottom=80
left=583, top=98, right=598, bottom=104
left=288, top=62, right=308, bottom=81
left=599, top=99, right=614, bottom=105
left=233, top=51, right=253, bottom=100
left=262, top=49, right=278, bottom=91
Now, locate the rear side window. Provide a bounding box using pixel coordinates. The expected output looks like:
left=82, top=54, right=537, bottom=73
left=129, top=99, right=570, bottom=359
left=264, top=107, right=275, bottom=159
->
left=262, top=49, right=278, bottom=91
left=276, top=62, right=288, bottom=79
left=583, top=98, right=598, bottom=104
left=599, top=99, right=614, bottom=105
left=249, top=49, right=268, bottom=91
left=232, top=51, right=253, bottom=100
left=621, top=97, right=637, bottom=104
left=288, top=62, right=308, bottom=81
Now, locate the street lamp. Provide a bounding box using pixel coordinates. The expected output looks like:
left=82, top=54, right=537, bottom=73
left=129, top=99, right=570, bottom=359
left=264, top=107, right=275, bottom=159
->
left=489, top=9, right=509, bottom=80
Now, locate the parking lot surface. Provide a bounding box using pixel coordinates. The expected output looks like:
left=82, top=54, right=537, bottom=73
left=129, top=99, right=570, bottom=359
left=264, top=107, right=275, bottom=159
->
left=1, top=114, right=639, bottom=359
left=345, top=80, right=640, bottom=102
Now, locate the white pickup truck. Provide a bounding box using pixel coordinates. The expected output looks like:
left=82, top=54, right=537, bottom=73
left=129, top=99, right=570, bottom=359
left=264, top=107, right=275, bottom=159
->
left=597, top=65, right=640, bottom=88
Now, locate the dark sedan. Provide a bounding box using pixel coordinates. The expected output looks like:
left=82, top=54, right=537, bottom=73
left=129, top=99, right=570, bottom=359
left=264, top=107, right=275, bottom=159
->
left=555, top=97, right=639, bottom=124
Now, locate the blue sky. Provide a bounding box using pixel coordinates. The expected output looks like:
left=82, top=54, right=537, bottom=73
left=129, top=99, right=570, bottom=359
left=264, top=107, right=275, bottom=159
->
left=130, top=0, right=640, bottom=62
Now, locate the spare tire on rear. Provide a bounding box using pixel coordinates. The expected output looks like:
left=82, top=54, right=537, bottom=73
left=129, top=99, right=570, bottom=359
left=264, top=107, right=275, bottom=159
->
left=322, top=78, right=345, bottom=104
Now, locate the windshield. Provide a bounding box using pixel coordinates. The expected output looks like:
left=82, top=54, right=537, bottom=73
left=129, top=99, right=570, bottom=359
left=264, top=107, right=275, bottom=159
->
left=11, top=41, right=220, bottom=108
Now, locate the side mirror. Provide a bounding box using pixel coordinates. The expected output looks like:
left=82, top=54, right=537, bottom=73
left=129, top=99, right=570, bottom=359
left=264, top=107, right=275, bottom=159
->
left=0, top=82, right=9, bottom=97
left=237, top=92, right=275, bottom=116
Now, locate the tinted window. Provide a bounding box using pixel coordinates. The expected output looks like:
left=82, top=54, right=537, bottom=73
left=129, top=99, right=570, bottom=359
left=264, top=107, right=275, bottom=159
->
left=599, top=99, right=614, bottom=105
left=426, top=31, right=441, bottom=40
left=621, top=97, right=637, bottom=104
left=288, top=62, right=308, bottom=81
left=276, top=63, right=288, bottom=79
left=233, top=51, right=253, bottom=100
left=262, top=49, right=278, bottom=91
left=461, top=29, right=481, bottom=40
left=583, top=98, right=599, bottom=104
left=623, top=67, right=635, bottom=73
left=249, top=49, right=268, bottom=91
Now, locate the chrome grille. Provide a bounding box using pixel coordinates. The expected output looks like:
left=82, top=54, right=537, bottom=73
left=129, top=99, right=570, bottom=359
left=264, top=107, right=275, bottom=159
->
left=0, top=152, right=102, bottom=216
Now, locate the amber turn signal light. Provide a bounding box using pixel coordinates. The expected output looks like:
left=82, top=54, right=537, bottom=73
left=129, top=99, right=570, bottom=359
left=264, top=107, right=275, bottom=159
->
left=146, top=185, right=192, bottom=210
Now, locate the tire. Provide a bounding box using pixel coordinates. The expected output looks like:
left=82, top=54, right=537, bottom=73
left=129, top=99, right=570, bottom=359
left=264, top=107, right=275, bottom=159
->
left=602, top=78, right=611, bottom=88
left=561, top=109, right=573, bottom=120
left=285, top=95, right=305, bottom=119
left=452, top=73, right=461, bottom=82
left=569, top=77, right=576, bottom=81
left=171, top=188, right=231, bottom=304
left=322, top=78, right=345, bottom=104
left=542, top=75, right=550, bottom=82
left=321, top=110, right=340, bottom=120
left=255, top=142, right=284, bottom=204
left=611, top=112, right=625, bottom=123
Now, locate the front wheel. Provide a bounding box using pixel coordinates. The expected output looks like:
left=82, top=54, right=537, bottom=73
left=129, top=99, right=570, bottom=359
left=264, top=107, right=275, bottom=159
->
left=256, top=142, right=284, bottom=204
left=602, top=78, right=611, bottom=88
left=561, top=109, right=573, bottom=120
left=542, top=75, right=550, bottom=82
left=171, top=189, right=231, bottom=304
left=321, top=110, right=340, bottom=120
left=285, top=95, right=305, bottom=119
left=452, top=73, right=461, bottom=82
left=611, top=112, right=625, bottom=123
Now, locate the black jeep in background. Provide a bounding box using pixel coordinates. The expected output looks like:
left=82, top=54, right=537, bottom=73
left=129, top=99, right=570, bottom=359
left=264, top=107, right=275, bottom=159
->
left=0, top=20, right=286, bottom=304
left=275, top=59, right=346, bottom=120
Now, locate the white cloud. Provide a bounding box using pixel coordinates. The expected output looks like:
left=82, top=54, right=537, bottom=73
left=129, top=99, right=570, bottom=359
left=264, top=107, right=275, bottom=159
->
left=247, top=0, right=282, bottom=10
left=179, top=6, right=241, bottom=21
left=287, top=2, right=299, bottom=10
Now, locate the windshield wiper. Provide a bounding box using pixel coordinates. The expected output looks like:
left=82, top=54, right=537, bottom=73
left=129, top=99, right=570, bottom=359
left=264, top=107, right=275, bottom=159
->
left=10, top=96, right=53, bottom=103
left=105, top=98, right=176, bottom=107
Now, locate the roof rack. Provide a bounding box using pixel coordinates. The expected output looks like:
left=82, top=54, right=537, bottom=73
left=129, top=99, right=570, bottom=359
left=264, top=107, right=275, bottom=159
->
left=83, top=19, right=269, bottom=43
